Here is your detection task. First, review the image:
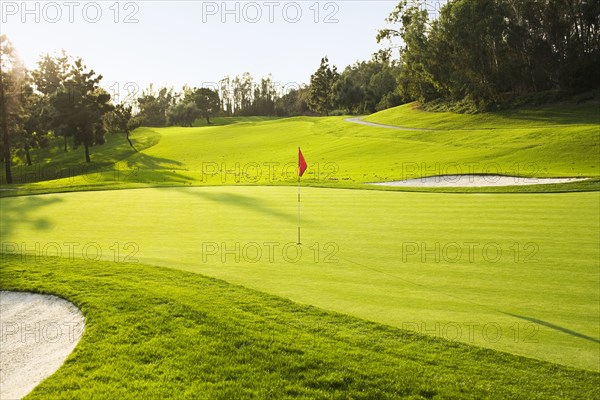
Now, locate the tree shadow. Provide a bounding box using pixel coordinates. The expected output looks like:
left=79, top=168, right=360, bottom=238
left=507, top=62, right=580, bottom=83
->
left=192, top=116, right=282, bottom=127
left=171, top=187, right=303, bottom=224
left=117, top=152, right=191, bottom=184
left=503, top=312, right=600, bottom=344
left=0, top=128, right=162, bottom=185
left=1, top=151, right=192, bottom=186
left=0, top=195, right=63, bottom=242
left=497, top=104, right=600, bottom=126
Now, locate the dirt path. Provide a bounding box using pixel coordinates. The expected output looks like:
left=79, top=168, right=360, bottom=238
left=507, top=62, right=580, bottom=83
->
left=0, top=291, right=85, bottom=400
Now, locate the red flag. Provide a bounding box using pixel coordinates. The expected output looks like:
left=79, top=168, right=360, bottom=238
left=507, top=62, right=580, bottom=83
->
left=298, top=148, right=307, bottom=177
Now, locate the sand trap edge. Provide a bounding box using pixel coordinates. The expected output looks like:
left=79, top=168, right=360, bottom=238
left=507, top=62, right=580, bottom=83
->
left=0, top=291, right=85, bottom=400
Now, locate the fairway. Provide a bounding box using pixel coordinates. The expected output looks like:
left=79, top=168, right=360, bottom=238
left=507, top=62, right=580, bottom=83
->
left=2, top=186, right=598, bottom=371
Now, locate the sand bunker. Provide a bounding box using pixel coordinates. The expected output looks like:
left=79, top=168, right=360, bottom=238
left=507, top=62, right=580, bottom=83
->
left=0, top=291, right=85, bottom=400
left=369, top=175, right=588, bottom=187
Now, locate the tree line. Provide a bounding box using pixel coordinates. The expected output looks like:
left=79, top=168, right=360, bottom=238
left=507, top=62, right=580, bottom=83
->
left=377, top=0, right=599, bottom=110
left=130, top=53, right=402, bottom=127
left=0, top=30, right=402, bottom=185
left=1, top=40, right=115, bottom=183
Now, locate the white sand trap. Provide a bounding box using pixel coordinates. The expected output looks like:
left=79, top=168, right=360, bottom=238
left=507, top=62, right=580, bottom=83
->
left=369, top=175, right=588, bottom=187
left=0, top=291, right=85, bottom=400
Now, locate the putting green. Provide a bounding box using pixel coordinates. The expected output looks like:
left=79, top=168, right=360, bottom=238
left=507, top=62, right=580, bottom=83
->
left=1, top=186, right=598, bottom=370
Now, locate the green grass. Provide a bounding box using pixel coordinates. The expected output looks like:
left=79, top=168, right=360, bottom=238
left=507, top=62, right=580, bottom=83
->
left=2, top=101, right=598, bottom=194
left=0, top=102, right=598, bottom=396
left=2, top=128, right=161, bottom=185
left=2, top=186, right=598, bottom=371
left=364, top=101, right=600, bottom=130
left=1, top=256, right=599, bottom=399
left=192, top=116, right=282, bottom=127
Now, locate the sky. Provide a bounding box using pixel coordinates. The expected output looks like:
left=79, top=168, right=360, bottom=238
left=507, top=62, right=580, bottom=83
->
left=1, top=1, right=444, bottom=96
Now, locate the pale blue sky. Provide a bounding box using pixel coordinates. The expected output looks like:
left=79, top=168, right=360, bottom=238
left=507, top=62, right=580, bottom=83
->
left=1, top=1, right=444, bottom=94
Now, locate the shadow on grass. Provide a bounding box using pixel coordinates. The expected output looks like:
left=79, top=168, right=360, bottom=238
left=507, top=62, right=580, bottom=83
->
left=0, top=128, right=162, bottom=186
left=192, top=116, right=282, bottom=127
left=504, top=312, right=600, bottom=344
left=118, top=152, right=191, bottom=184
left=497, top=102, right=600, bottom=126
left=171, top=187, right=303, bottom=224
left=0, top=195, right=63, bottom=241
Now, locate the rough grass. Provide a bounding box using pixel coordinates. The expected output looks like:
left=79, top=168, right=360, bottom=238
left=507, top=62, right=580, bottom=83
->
left=1, top=256, right=598, bottom=399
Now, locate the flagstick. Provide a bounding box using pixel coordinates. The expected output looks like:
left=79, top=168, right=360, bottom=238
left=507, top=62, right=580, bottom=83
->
left=297, top=174, right=301, bottom=245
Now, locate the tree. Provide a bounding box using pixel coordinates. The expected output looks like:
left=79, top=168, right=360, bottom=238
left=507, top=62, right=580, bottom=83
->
left=18, top=92, right=52, bottom=165
left=335, top=70, right=365, bottom=114
left=232, top=73, right=253, bottom=115
left=31, top=52, right=69, bottom=96
left=379, top=2, right=440, bottom=103
left=334, top=52, right=401, bottom=114
left=275, top=86, right=311, bottom=117
left=105, top=103, right=138, bottom=150
left=251, top=76, right=277, bottom=116
left=167, top=100, right=200, bottom=127
left=136, top=85, right=175, bottom=127
left=219, top=76, right=233, bottom=116
left=31, top=52, right=70, bottom=151
left=54, top=58, right=113, bottom=163
left=0, top=35, right=27, bottom=184
left=307, top=57, right=339, bottom=116
left=191, top=87, right=220, bottom=124
left=221, top=73, right=281, bottom=116
left=378, top=0, right=600, bottom=110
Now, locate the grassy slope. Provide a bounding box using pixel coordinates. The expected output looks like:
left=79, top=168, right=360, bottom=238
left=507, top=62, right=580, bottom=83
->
left=192, top=116, right=282, bottom=127
left=3, top=102, right=598, bottom=195
left=363, top=102, right=600, bottom=129
left=2, top=186, right=598, bottom=371
left=1, top=128, right=161, bottom=186
left=1, top=256, right=598, bottom=399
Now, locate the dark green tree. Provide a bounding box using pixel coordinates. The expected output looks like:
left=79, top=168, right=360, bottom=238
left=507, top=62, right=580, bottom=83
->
left=251, top=76, right=277, bottom=116
left=136, top=85, right=175, bottom=127
left=379, top=0, right=599, bottom=110
left=31, top=52, right=71, bottom=151
left=167, top=100, right=200, bottom=127
left=335, top=51, right=401, bottom=114
left=105, top=103, right=138, bottom=150
left=53, top=59, right=113, bottom=163
left=378, top=2, right=440, bottom=103
left=275, top=86, right=311, bottom=117
left=307, top=57, right=339, bottom=116
left=31, top=52, right=69, bottom=96
left=191, top=87, right=220, bottom=124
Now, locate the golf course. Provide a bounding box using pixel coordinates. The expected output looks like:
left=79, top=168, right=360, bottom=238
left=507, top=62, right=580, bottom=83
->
left=2, top=0, right=600, bottom=397
left=1, top=101, right=600, bottom=398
